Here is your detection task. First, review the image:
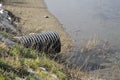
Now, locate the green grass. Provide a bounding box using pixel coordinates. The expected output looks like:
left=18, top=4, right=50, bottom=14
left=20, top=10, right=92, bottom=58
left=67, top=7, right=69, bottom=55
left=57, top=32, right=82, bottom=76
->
left=0, top=45, right=68, bottom=80
left=0, top=36, right=107, bottom=80
left=0, top=75, right=5, bottom=80
left=0, top=31, right=14, bottom=38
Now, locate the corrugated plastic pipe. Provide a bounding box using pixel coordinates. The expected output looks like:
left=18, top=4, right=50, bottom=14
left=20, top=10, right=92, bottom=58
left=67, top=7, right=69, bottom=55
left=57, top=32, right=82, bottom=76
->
left=14, top=32, right=61, bottom=53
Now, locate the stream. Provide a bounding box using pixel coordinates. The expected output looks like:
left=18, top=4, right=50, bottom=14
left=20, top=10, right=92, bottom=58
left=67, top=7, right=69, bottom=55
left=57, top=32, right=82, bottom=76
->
left=44, top=0, right=120, bottom=79
left=44, top=0, right=120, bottom=47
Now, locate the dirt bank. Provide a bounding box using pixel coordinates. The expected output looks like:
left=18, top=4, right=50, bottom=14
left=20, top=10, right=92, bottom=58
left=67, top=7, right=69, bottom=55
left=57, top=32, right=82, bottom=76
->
left=4, top=0, right=72, bottom=53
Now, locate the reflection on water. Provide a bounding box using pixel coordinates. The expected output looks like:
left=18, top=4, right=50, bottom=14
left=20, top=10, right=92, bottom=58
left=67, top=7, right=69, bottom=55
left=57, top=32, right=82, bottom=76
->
left=45, top=0, right=120, bottom=48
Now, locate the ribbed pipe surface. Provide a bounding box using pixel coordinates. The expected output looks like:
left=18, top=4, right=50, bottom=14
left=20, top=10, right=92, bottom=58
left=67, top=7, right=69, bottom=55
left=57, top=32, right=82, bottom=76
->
left=16, top=32, right=61, bottom=53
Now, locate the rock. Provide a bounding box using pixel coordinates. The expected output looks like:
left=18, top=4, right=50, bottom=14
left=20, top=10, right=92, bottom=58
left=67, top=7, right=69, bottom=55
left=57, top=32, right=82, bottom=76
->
left=0, top=35, right=5, bottom=41
left=50, top=74, right=59, bottom=80
left=29, top=33, right=36, bottom=35
left=4, top=39, right=15, bottom=47
left=0, top=6, right=19, bottom=34
left=0, top=35, right=15, bottom=47
left=39, top=67, right=46, bottom=71
left=0, top=17, right=18, bottom=33
left=44, top=15, right=49, bottom=18
left=27, top=68, right=35, bottom=74
left=27, top=68, right=43, bottom=80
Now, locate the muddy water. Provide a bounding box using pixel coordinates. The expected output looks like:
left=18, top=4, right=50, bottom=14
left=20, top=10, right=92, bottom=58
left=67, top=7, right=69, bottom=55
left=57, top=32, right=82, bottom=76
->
left=45, top=0, right=120, bottom=48
left=44, top=0, right=120, bottom=79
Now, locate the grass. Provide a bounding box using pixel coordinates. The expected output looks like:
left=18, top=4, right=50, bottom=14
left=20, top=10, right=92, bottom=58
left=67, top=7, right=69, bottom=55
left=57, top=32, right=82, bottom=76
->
left=0, top=75, right=5, bottom=80
left=0, top=44, right=68, bottom=80
left=0, top=4, right=111, bottom=79
left=0, top=31, right=14, bottom=38
left=1, top=33, right=117, bottom=80
left=84, top=36, right=98, bottom=52
left=0, top=18, right=84, bottom=79
left=0, top=41, right=91, bottom=80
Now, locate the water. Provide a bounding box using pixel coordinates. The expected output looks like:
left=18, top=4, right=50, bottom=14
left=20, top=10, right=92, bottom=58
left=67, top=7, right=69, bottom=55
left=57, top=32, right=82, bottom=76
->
left=44, top=0, right=120, bottom=79
left=44, top=0, right=120, bottom=48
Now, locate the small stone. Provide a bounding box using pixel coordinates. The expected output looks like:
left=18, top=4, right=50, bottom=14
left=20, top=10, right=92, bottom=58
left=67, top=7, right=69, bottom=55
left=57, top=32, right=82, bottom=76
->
left=39, top=67, right=46, bottom=71
left=44, top=16, right=49, bottom=18
left=0, top=35, right=3, bottom=41
left=27, top=68, right=35, bottom=74
left=50, top=74, right=59, bottom=80
left=29, top=33, right=36, bottom=35
left=4, top=39, right=15, bottom=47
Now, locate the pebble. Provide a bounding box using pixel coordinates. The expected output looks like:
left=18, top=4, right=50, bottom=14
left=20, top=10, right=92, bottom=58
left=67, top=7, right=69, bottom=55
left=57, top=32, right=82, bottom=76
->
left=39, top=67, right=46, bottom=71
left=44, top=15, right=49, bottom=18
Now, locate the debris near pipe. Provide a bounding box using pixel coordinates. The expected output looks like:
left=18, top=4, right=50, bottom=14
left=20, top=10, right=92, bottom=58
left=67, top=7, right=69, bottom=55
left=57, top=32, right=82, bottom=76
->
left=0, top=35, right=15, bottom=47
left=0, top=3, right=20, bottom=34
left=14, top=32, right=61, bottom=53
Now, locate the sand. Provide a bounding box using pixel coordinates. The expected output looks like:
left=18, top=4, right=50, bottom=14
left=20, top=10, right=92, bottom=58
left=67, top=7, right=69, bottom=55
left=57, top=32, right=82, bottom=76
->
left=4, top=0, right=72, bottom=53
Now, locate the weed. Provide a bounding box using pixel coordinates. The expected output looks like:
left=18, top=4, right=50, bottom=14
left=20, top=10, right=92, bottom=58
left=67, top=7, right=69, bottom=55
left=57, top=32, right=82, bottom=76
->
left=56, top=71, right=67, bottom=80
left=10, top=45, right=38, bottom=58
left=86, top=36, right=98, bottom=51
left=0, top=75, right=5, bottom=80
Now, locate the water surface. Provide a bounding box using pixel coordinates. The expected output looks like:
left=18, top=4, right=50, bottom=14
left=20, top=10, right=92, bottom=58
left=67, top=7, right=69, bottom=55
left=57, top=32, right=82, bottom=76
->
left=44, top=1, right=120, bottom=79
left=45, top=0, right=120, bottom=47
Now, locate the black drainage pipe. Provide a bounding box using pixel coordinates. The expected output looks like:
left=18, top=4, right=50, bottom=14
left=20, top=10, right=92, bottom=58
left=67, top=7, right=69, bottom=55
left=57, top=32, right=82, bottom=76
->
left=14, top=32, right=61, bottom=53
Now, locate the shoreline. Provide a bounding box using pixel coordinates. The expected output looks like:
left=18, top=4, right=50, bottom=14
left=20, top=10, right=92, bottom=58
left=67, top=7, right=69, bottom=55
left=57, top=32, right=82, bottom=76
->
left=4, top=0, right=73, bottom=53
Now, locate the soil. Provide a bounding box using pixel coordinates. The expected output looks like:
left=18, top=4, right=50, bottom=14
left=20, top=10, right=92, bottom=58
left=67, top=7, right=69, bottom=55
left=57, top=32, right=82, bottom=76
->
left=4, top=0, right=72, bottom=53
left=2, top=0, right=120, bottom=80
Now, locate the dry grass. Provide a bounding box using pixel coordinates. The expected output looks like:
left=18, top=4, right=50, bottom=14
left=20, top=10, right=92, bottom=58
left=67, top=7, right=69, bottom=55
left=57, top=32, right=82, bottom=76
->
left=2, top=0, right=120, bottom=80
left=81, top=36, right=99, bottom=52
left=0, top=42, right=9, bottom=51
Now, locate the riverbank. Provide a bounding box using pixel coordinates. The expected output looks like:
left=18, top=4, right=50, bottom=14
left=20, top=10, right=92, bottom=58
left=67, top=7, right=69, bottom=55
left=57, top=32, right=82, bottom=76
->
left=2, top=0, right=120, bottom=80
left=4, top=0, right=72, bottom=53
left=0, top=0, right=74, bottom=79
